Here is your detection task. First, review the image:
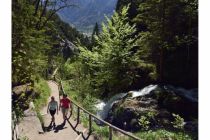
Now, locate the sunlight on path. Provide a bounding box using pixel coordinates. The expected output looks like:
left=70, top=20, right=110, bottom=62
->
left=35, top=81, right=93, bottom=140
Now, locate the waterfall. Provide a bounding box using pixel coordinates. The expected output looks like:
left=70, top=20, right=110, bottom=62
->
left=95, top=84, right=198, bottom=123
left=95, top=93, right=127, bottom=122
left=95, top=85, right=158, bottom=121
left=131, top=85, right=158, bottom=98
left=95, top=102, right=106, bottom=111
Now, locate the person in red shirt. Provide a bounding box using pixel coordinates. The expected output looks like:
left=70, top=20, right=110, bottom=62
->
left=59, top=94, right=72, bottom=122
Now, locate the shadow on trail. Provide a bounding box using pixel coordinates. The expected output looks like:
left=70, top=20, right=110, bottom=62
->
left=42, top=121, right=54, bottom=132
left=41, top=121, right=67, bottom=133
left=54, top=121, right=67, bottom=133
left=40, top=111, right=92, bottom=139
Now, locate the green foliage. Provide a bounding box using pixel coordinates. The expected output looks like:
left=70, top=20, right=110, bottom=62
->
left=135, top=129, right=194, bottom=140
left=147, top=111, right=157, bottom=120
left=92, top=124, right=110, bottom=138
left=12, top=88, right=34, bottom=121
left=18, top=136, right=29, bottom=140
left=62, top=80, right=97, bottom=113
left=12, top=0, right=88, bottom=85
left=67, top=5, right=157, bottom=98
left=172, top=113, right=185, bottom=130
left=138, top=111, right=157, bottom=130
left=33, top=79, right=50, bottom=109
left=12, top=105, right=24, bottom=122
left=72, top=108, right=110, bottom=139
left=12, top=0, right=87, bottom=122
left=117, top=0, right=198, bottom=87
left=91, top=22, right=100, bottom=48
left=138, top=116, right=150, bottom=130
left=33, top=79, right=50, bottom=124
left=12, top=0, right=52, bottom=84
left=12, top=78, right=50, bottom=122
left=36, top=111, right=44, bottom=125
left=59, top=1, right=197, bottom=139
left=143, top=0, right=197, bottom=85
left=82, top=94, right=98, bottom=113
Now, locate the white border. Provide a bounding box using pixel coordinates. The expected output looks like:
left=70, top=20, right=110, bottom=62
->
left=199, top=0, right=210, bottom=139
left=0, top=0, right=11, bottom=139
left=0, top=0, right=208, bottom=139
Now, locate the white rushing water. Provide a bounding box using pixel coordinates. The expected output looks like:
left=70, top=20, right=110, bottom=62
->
left=95, top=85, right=159, bottom=121
left=131, top=85, right=158, bottom=98
left=95, top=84, right=198, bottom=122
left=95, top=92, right=127, bottom=121
left=95, top=101, right=106, bottom=111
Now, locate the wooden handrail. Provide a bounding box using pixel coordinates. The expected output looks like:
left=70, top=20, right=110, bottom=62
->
left=58, top=79, right=141, bottom=140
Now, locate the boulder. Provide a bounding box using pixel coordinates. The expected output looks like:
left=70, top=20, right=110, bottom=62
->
left=12, top=83, right=33, bottom=95
left=105, top=85, right=198, bottom=131
left=108, top=97, right=159, bottom=131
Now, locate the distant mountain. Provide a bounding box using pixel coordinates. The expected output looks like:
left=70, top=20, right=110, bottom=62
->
left=58, top=0, right=118, bottom=35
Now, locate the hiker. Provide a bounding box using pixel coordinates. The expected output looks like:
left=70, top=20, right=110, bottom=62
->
left=47, top=96, right=58, bottom=127
left=59, top=94, right=72, bottom=122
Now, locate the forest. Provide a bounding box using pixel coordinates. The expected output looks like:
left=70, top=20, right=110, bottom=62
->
left=12, top=0, right=198, bottom=140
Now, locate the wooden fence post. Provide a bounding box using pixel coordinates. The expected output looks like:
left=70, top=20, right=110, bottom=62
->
left=77, top=107, right=80, bottom=124
left=89, top=114, right=92, bottom=133
left=109, top=126, right=112, bottom=140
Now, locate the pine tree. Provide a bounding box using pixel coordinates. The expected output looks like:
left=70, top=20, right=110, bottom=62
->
left=91, top=22, right=100, bottom=48
left=75, top=5, right=156, bottom=95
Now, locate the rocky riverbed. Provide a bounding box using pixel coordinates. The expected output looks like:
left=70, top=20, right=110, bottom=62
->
left=96, top=85, right=198, bottom=132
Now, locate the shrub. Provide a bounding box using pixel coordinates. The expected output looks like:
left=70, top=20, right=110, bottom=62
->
left=138, top=116, right=150, bottom=130
left=172, top=113, right=184, bottom=130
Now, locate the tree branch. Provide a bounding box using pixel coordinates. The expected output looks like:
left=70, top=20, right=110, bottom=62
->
left=38, top=4, right=78, bottom=30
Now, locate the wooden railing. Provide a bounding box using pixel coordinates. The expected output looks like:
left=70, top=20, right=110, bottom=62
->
left=12, top=112, right=19, bottom=140
left=55, top=77, right=140, bottom=140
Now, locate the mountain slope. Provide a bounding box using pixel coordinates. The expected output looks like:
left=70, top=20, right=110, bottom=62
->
left=58, top=0, right=118, bottom=35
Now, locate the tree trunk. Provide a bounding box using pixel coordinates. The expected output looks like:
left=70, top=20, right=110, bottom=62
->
left=36, top=0, right=49, bottom=29
left=34, top=0, right=40, bottom=16
left=159, top=0, right=166, bottom=83
left=159, top=48, right=164, bottom=83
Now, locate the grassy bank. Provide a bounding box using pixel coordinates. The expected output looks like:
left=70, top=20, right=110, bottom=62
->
left=34, top=79, right=50, bottom=109
left=33, top=78, right=50, bottom=123
left=134, top=129, right=197, bottom=140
